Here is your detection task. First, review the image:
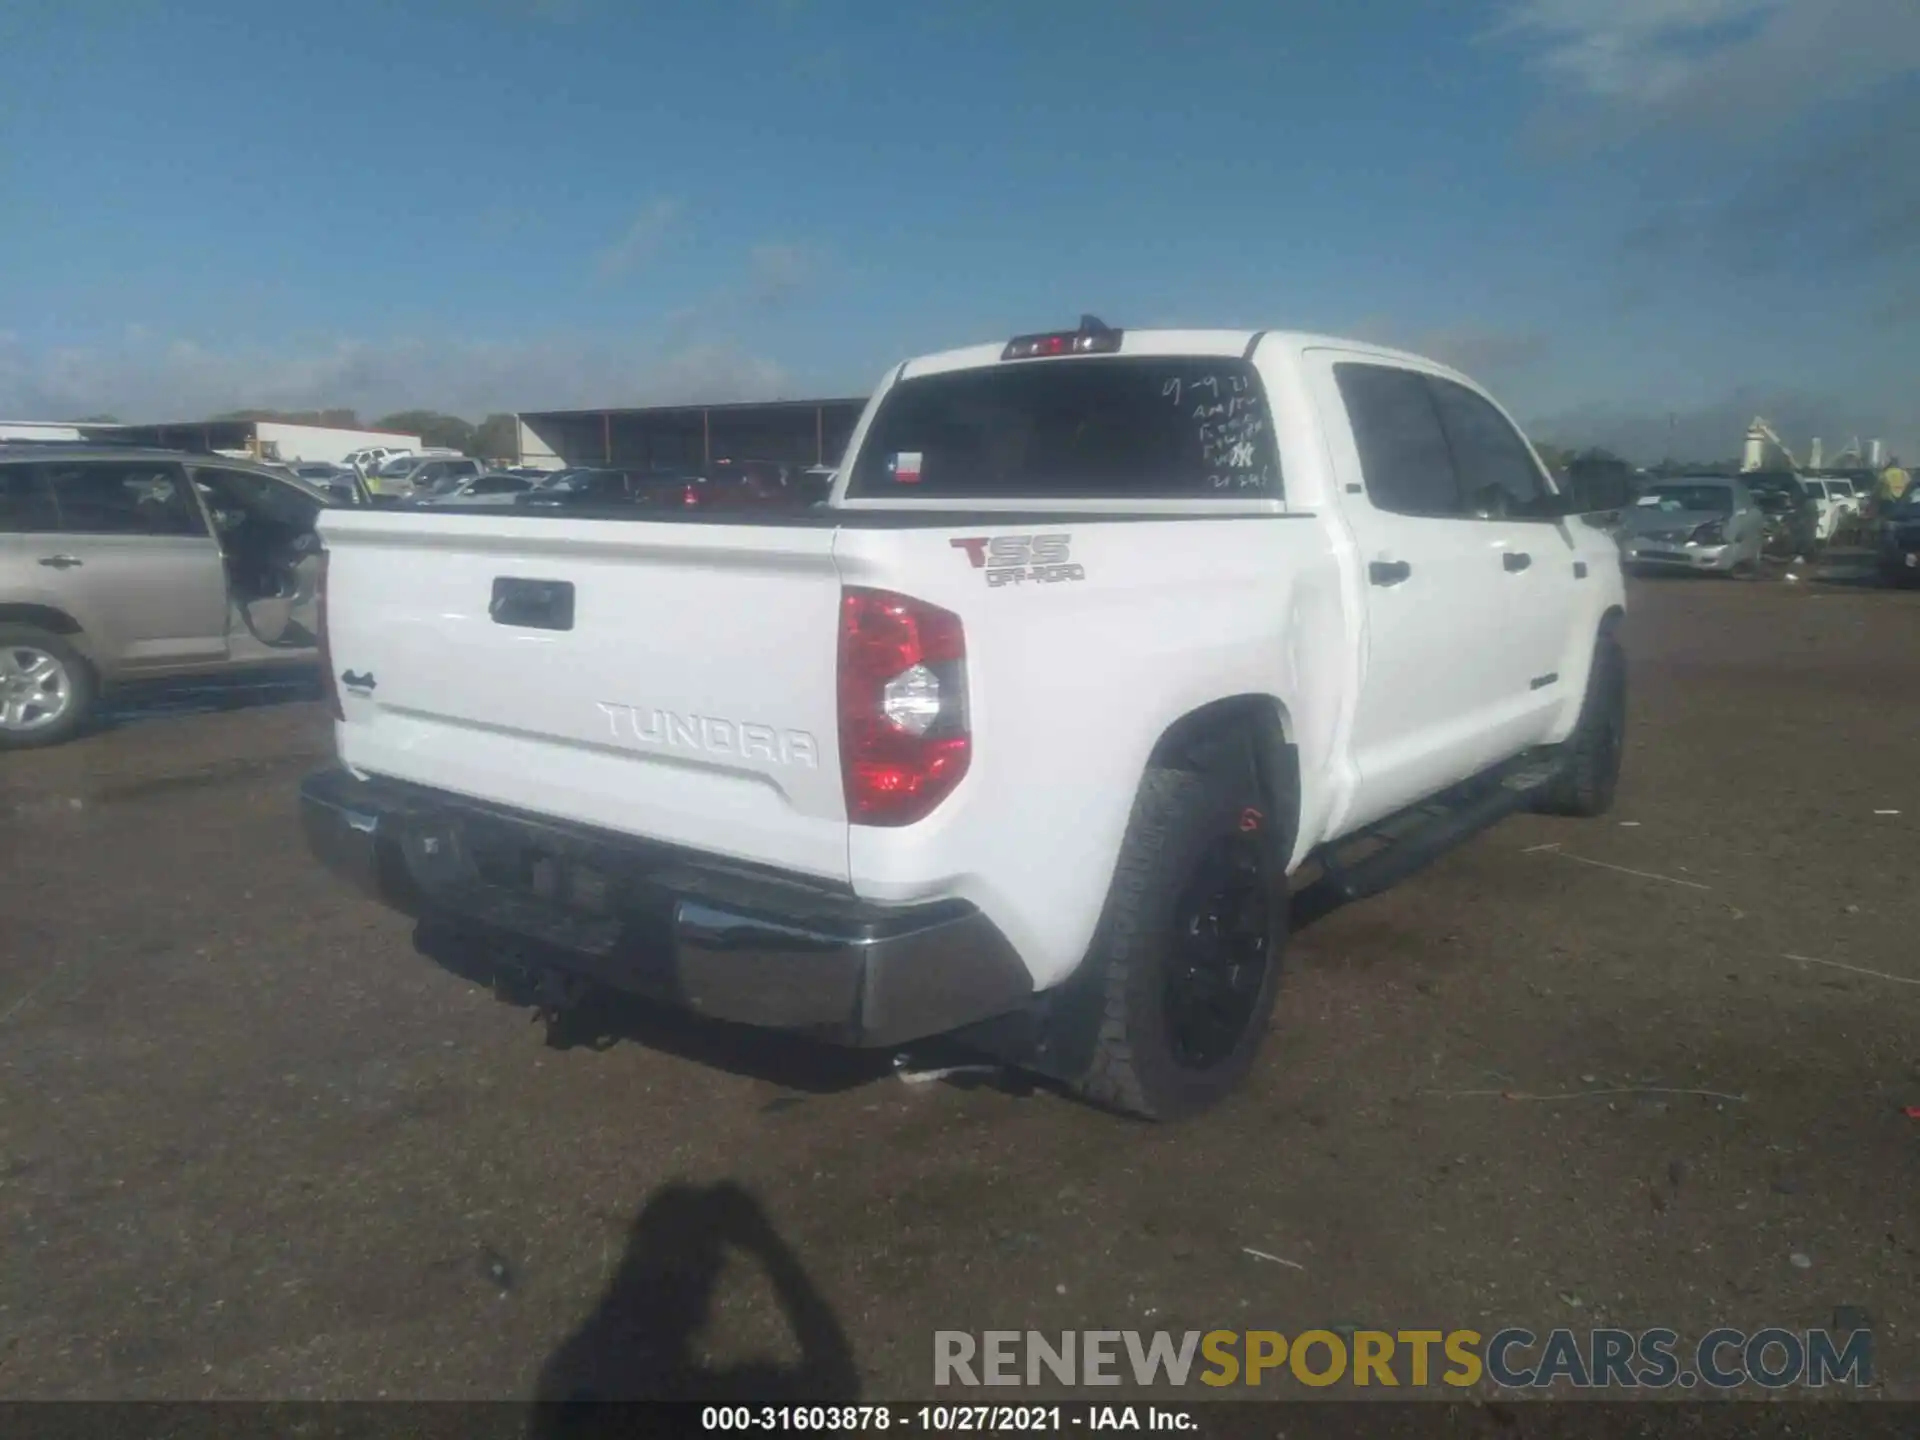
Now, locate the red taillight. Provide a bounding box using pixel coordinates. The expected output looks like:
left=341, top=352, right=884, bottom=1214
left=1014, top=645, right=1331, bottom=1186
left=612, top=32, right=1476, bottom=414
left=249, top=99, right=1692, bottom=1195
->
left=315, top=548, right=343, bottom=721
left=837, top=587, right=970, bottom=826
left=681, top=485, right=700, bottom=506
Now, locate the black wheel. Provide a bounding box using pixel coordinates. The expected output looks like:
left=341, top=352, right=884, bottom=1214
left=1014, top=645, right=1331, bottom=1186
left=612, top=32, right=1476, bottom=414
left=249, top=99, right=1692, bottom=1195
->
left=1535, top=630, right=1626, bottom=818
left=0, top=626, right=96, bottom=750
left=1072, top=768, right=1285, bottom=1120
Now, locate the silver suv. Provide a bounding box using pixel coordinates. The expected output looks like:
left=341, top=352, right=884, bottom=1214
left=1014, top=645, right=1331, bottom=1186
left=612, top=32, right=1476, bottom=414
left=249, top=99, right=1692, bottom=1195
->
left=0, top=445, right=333, bottom=748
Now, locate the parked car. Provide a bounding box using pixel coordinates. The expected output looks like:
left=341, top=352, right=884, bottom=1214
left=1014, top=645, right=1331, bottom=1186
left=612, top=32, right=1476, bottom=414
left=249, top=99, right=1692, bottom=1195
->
left=1876, top=487, right=1920, bottom=586
left=0, top=445, right=332, bottom=747
left=409, top=472, right=538, bottom=507
left=1740, top=470, right=1819, bottom=556
left=368, top=454, right=482, bottom=497
left=301, top=319, right=1631, bottom=1119
left=1809, top=477, right=1862, bottom=540
left=287, top=463, right=367, bottom=506
left=342, top=446, right=411, bottom=475
left=514, top=467, right=643, bottom=509
left=1620, top=477, right=1765, bottom=577
left=696, top=458, right=813, bottom=509
left=514, top=467, right=707, bottom=511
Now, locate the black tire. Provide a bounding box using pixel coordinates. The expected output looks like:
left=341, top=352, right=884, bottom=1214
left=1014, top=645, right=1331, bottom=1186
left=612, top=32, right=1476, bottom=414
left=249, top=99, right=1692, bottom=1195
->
left=1534, top=629, right=1626, bottom=818
left=1072, top=767, right=1286, bottom=1121
left=0, top=625, right=97, bottom=750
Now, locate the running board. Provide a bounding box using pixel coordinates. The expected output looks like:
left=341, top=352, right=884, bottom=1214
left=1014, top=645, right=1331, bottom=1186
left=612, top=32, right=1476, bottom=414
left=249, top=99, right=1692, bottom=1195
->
left=1295, top=755, right=1563, bottom=917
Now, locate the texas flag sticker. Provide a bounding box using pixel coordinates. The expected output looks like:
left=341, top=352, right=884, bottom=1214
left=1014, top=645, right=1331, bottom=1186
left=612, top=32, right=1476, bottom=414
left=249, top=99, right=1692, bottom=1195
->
left=890, top=451, right=923, bottom=485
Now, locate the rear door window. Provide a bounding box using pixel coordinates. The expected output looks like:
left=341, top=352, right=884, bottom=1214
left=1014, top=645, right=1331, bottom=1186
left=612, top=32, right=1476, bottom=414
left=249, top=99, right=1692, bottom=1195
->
left=846, top=356, right=1283, bottom=500
left=1333, top=363, right=1463, bottom=517
left=45, top=462, right=206, bottom=536
left=0, top=463, right=59, bottom=533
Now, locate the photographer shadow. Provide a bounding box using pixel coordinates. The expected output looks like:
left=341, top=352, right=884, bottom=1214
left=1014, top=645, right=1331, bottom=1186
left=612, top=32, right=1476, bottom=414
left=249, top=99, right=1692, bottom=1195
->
left=530, top=1181, right=859, bottom=1432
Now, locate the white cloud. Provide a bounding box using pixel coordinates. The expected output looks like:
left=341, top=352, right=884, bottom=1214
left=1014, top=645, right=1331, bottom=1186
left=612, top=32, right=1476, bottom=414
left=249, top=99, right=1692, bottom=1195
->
left=0, top=330, right=791, bottom=422
left=1498, top=0, right=1920, bottom=130
left=0, top=234, right=826, bottom=422
left=595, top=197, right=683, bottom=280
left=1500, top=0, right=1784, bottom=104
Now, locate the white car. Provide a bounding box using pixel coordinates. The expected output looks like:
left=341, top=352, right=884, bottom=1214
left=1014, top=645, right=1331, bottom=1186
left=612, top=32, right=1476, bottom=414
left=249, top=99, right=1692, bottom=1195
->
left=301, top=320, right=1629, bottom=1119
left=342, top=446, right=411, bottom=475
left=1812, top=478, right=1859, bottom=540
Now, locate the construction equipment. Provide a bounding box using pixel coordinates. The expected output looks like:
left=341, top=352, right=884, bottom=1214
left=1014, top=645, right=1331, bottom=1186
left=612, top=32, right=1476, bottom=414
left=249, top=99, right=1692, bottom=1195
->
left=1742, top=417, right=1802, bottom=472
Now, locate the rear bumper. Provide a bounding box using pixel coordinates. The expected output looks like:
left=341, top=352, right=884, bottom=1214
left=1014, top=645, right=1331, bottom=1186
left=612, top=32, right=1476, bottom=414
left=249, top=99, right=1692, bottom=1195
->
left=299, top=766, right=1033, bottom=1047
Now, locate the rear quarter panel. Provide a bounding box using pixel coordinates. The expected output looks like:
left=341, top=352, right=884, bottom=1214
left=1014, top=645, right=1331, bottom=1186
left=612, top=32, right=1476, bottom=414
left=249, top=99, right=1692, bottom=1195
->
left=1542, top=518, right=1629, bottom=744
left=835, top=514, right=1350, bottom=990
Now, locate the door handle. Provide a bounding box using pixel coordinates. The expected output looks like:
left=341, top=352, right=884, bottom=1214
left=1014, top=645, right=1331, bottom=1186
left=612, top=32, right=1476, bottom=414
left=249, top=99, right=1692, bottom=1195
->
left=37, top=555, right=83, bottom=569
left=1368, top=560, right=1412, bottom=587
left=1503, top=551, right=1532, bottom=572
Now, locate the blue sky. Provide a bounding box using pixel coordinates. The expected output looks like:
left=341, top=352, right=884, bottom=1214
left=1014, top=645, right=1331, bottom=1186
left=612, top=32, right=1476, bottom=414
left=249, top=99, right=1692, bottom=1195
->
left=0, top=0, right=1914, bottom=461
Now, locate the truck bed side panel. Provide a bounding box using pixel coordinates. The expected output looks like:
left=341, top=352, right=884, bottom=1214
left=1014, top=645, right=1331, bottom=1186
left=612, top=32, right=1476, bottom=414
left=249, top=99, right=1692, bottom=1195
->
left=835, top=515, right=1348, bottom=989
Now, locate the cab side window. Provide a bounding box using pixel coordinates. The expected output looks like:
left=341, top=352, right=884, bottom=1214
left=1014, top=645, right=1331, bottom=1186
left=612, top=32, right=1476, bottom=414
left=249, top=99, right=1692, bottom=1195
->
left=1333, top=363, right=1464, bottom=518
left=1426, top=378, right=1553, bottom=520
left=0, top=464, right=59, bottom=533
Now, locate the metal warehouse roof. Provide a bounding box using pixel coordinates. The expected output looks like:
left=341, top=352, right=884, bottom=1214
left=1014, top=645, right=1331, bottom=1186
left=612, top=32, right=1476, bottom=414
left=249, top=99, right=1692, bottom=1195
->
left=518, top=396, right=866, bottom=420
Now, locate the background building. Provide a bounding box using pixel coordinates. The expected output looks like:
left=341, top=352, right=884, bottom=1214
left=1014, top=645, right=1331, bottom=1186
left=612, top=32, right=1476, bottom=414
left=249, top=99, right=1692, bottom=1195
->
left=105, top=418, right=423, bottom=465
left=515, top=397, right=867, bottom=472
left=1, top=420, right=126, bottom=443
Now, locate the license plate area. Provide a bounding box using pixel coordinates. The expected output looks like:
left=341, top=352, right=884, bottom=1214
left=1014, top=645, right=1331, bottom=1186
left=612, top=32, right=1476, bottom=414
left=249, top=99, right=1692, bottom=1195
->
left=460, top=816, right=615, bottom=916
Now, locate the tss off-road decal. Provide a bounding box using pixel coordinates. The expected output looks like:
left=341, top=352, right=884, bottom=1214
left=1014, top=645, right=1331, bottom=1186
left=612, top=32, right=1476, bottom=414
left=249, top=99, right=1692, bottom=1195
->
left=950, top=534, right=1087, bottom=587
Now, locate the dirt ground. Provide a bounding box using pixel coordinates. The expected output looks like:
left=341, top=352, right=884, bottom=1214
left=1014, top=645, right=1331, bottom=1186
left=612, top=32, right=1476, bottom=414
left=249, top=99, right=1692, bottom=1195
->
left=2, top=575, right=1916, bottom=1404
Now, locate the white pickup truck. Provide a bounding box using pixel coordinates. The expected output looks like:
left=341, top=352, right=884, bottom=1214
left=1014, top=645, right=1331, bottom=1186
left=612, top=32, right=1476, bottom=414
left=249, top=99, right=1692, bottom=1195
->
left=301, top=320, right=1630, bottom=1119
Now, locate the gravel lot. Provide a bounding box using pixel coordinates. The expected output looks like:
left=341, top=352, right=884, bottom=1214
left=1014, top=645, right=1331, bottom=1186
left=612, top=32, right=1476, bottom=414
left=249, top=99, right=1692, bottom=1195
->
left=2, top=575, right=1916, bottom=1404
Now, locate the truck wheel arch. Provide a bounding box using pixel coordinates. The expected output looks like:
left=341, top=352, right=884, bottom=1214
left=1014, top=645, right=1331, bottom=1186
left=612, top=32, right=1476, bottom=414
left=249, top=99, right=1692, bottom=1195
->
left=984, top=696, right=1300, bottom=1109
left=1147, top=694, right=1301, bottom=870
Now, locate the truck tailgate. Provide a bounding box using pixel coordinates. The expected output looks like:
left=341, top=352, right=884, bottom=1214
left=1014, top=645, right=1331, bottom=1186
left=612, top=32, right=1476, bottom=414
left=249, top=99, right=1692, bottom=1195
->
left=317, top=510, right=849, bottom=883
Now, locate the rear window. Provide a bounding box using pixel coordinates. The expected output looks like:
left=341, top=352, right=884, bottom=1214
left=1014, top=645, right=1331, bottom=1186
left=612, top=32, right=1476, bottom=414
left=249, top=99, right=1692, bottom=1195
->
left=846, top=357, right=1282, bottom=501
